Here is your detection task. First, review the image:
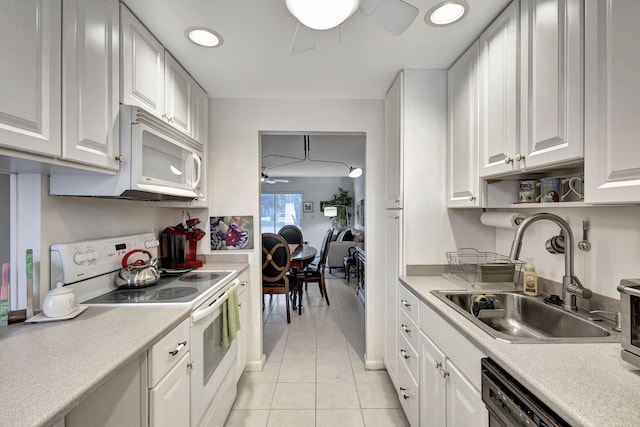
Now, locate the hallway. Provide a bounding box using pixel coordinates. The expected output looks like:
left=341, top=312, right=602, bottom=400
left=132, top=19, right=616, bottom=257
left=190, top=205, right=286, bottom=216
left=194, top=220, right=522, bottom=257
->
left=224, top=275, right=409, bottom=427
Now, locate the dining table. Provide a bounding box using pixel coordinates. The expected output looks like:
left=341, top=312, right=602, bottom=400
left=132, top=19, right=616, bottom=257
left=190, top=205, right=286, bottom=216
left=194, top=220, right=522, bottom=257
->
left=288, top=244, right=317, bottom=315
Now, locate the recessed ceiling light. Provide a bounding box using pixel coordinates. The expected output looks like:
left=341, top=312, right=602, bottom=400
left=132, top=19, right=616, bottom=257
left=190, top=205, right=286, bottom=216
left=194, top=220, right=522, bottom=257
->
left=425, top=1, right=469, bottom=27
left=185, top=26, right=223, bottom=48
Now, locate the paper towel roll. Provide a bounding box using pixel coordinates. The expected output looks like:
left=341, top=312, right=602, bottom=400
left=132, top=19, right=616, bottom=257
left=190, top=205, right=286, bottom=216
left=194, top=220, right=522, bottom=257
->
left=480, top=212, right=526, bottom=229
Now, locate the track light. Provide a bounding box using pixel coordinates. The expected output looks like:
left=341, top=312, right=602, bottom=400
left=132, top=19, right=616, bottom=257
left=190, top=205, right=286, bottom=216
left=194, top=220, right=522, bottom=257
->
left=348, top=167, right=363, bottom=178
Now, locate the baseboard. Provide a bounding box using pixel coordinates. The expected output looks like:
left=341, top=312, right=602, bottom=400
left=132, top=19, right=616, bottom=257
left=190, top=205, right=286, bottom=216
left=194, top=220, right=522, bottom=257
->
left=244, top=354, right=266, bottom=372
left=364, top=355, right=386, bottom=371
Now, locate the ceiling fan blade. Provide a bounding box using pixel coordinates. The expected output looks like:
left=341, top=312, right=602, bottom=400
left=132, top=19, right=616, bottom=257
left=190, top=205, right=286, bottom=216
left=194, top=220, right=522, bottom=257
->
left=290, top=22, right=318, bottom=54
left=371, top=0, right=419, bottom=35
left=358, top=0, right=380, bottom=16
left=273, top=178, right=290, bottom=183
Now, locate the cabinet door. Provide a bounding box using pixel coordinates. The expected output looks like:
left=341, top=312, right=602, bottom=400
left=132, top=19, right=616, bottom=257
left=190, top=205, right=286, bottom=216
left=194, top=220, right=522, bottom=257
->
left=164, top=53, right=192, bottom=135
left=447, top=42, right=481, bottom=206
left=235, top=285, right=247, bottom=382
left=478, top=2, right=519, bottom=177
left=584, top=0, right=640, bottom=203
left=420, top=332, right=446, bottom=427
left=191, top=82, right=208, bottom=146
left=0, top=0, right=61, bottom=157
left=385, top=72, right=403, bottom=208
left=445, top=361, right=487, bottom=427
left=520, top=0, right=583, bottom=169
left=149, top=352, right=190, bottom=427
left=120, top=5, right=164, bottom=118
left=62, top=0, right=120, bottom=170
left=384, top=210, right=402, bottom=384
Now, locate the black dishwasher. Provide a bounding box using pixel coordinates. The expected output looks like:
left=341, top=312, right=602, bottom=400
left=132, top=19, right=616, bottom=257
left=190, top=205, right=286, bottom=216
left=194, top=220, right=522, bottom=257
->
left=481, top=358, right=569, bottom=427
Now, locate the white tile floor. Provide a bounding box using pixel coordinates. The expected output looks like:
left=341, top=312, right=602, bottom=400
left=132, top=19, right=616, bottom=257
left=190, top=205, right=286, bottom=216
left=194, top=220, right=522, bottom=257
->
left=224, top=275, right=410, bottom=427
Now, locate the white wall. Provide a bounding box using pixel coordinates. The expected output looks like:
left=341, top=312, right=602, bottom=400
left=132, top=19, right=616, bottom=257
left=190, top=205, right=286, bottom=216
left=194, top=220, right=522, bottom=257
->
left=0, top=174, right=9, bottom=265
left=494, top=206, right=640, bottom=299
left=261, top=177, right=354, bottom=250
left=208, top=98, right=385, bottom=369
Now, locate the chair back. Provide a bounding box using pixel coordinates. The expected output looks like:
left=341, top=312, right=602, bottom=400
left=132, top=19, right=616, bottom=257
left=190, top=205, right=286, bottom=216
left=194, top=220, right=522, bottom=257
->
left=262, top=233, right=291, bottom=282
left=278, top=225, right=304, bottom=245
left=317, top=228, right=334, bottom=269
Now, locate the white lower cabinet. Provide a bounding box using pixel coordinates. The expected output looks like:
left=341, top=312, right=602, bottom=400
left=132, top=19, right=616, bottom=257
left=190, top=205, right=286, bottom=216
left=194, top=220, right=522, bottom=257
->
left=235, top=272, right=249, bottom=382
left=445, top=361, right=487, bottom=427
left=419, top=332, right=446, bottom=426
left=150, top=352, right=191, bottom=427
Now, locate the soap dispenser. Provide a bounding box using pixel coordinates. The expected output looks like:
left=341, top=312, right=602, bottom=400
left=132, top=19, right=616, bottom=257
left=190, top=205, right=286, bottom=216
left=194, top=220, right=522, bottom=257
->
left=523, top=258, right=538, bottom=296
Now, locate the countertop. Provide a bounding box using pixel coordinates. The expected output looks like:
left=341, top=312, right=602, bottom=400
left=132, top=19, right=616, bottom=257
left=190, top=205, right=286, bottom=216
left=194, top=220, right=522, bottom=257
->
left=0, top=262, right=248, bottom=427
left=400, top=274, right=640, bottom=427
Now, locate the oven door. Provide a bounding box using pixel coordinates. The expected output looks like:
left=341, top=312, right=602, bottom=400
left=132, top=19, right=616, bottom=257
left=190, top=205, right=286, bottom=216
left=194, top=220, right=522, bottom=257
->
left=618, top=280, right=640, bottom=365
left=190, top=283, right=238, bottom=426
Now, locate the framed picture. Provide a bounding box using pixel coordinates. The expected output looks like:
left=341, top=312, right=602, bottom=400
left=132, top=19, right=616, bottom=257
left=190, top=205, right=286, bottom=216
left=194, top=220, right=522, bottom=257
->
left=303, top=201, right=313, bottom=213
left=210, top=216, right=254, bottom=250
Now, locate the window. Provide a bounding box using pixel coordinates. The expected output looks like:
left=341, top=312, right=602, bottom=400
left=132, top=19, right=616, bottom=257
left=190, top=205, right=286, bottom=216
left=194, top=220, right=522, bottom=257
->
left=261, top=193, right=302, bottom=233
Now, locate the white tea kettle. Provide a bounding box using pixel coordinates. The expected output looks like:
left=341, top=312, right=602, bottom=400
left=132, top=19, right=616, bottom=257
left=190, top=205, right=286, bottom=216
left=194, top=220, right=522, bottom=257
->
left=115, top=249, right=161, bottom=288
left=43, top=283, right=77, bottom=317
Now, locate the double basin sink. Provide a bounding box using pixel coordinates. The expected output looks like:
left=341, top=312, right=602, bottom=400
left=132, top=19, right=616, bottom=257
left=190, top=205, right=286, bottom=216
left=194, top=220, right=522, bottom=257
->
left=431, top=290, right=620, bottom=343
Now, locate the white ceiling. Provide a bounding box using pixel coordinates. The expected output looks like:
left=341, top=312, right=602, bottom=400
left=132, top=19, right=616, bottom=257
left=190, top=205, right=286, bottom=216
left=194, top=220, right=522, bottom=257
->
left=261, top=134, right=366, bottom=177
left=122, top=0, right=511, bottom=99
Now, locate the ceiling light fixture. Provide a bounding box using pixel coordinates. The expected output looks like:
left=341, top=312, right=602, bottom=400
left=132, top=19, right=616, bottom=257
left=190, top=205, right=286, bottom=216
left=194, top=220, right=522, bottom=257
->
left=185, top=26, right=223, bottom=48
left=425, top=1, right=469, bottom=27
left=262, top=135, right=363, bottom=179
left=285, top=0, right=360, bottom=30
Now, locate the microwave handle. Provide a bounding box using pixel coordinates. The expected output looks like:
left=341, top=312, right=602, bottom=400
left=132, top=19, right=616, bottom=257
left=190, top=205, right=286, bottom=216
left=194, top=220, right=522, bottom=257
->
left=192, top=153, right=202, bottom=189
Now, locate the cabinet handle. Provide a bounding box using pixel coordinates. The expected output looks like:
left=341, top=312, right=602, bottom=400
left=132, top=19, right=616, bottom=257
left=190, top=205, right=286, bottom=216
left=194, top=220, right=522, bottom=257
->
left=468, top=195, right=476, bottom=202
left=238, top=303, right=242, bottom=308
left=400, top=349, right=410, bottom=360
left=515, top=154, right=525, bottom=161
left=504, top=156, right=513, bottom=164
left=169, top=341, right=187, bottom=356
left=240, top=281, right=247, bottom=287
left=168, top=117, right=175, bottom=123
left=401, top=324, right=411, bottom=333
left=434, top=361, right=442, bottom=370
left=441, top=369, right=450, bottom=379
left=187, top=361, right=194, bottom=369
left=401, top=299, right=411, bottom=307
left=114, top=155, right=124, bottom=163
left=395, top=199, right=400, bottom=204
left=162, top=113, right=168, bottom=121
left=399, top=387, right=410, bottom=400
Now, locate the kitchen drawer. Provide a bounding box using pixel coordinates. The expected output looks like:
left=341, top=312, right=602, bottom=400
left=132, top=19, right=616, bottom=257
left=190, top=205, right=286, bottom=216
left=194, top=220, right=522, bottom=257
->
left=399, top=284, right=420, bottom=325
left=149, top=318, right=190, bottom=387
left=398, top=330, right=419, bottom=382
left=399, top=308, right=420, bottom=352
left=397, top=356, right=420, bottom=427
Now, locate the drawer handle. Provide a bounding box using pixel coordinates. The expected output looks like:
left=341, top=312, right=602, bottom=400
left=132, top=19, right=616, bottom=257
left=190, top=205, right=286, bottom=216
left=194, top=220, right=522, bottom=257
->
left=400, top=349, right=410, bottom=360
left=441, top=369, right=450, bottom=379
left=399, top=387, right=410, bottom=400
left=240, top=280, right=247, bottom=287
left=169, top=341, right=187, bottom=356
left=401, top=324, right=411, bottom=333
left=434, top=361, right=442, bottom=370
left=401, top=299, right=411, bottom=307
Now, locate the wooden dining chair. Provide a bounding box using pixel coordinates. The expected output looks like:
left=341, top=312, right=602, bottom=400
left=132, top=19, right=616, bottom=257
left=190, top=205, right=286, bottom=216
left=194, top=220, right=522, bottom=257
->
left=278, top=225, right=304, bottom=246
left=302, top=228, right=333, bottom=305
left=262, top=233, right=292, bottom=323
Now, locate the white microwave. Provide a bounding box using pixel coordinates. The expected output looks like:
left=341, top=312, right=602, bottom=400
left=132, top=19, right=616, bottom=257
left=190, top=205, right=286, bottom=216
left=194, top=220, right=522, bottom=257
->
left=51, top=106, right=204, bottom=201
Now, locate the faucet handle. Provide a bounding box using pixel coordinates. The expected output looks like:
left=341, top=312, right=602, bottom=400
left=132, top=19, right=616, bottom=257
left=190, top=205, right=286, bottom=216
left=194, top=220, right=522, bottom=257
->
left=589, top=310, right=622, bottom=332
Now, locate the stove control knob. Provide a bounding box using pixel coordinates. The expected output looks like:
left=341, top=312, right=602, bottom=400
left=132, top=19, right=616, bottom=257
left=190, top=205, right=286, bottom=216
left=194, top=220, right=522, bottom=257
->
left=86, top=250, right=98, bottom=263
left=144, top=239, right=159, bottom=249
left=73, top=251, right=86, bottom=265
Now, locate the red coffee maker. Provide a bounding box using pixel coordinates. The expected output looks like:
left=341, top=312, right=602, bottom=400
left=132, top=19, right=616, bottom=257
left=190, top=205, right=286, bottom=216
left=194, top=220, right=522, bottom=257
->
left=160, top=216, right=206, bottom=269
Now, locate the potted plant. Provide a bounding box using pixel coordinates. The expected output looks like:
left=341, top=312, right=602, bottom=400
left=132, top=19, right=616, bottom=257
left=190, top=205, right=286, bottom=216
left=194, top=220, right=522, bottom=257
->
left=329, top=187, right=353, bottom=231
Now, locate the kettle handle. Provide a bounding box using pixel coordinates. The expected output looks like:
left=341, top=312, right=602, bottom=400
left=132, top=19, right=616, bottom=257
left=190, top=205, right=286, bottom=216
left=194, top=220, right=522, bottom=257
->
left=122, top=249, right=153, bottom=269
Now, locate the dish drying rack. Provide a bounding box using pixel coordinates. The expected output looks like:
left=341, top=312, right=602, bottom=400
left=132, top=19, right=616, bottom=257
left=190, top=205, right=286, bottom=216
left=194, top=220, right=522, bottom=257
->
left=446, top=248, right=525, bottom=288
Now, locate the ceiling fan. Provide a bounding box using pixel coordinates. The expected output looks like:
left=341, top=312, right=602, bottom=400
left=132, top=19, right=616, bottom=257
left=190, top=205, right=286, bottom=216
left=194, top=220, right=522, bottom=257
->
left=261, top=172, right=290, bottom=184
left=286, top=0, right=420, bottom=54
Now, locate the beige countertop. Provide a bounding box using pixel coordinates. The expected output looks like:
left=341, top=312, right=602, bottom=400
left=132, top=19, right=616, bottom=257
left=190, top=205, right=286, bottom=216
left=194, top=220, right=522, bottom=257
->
left=400, top=274, right=640, bottom=427
left=0, top=262, right=248, bottom=427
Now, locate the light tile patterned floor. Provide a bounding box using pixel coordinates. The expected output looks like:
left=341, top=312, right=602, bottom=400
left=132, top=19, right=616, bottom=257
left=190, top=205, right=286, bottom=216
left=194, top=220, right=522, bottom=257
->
left=224, top=275, right=410, bottom=427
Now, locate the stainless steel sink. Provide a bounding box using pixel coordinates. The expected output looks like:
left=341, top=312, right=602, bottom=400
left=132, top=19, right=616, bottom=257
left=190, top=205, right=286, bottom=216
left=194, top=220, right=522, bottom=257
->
left=431, top=290, right=620, bottom=343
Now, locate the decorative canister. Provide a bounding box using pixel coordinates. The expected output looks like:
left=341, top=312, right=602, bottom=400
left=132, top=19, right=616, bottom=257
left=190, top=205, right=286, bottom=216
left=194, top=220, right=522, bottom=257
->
left=519, top=180, right=538, bottom=203
left=539, top=177, right=562, bottom=203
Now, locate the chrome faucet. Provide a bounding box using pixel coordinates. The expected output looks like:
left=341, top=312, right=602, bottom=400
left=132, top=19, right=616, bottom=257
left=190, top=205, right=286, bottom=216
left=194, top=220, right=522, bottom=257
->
left=509, top=212, right=592, bottom=311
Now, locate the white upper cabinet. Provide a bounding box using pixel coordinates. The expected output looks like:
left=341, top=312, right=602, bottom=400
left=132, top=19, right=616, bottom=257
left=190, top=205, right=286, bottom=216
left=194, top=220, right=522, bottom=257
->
left=385, top=72, right=403, bottom=209
left=447, top=41, right=480, bottom=207
left=62, top=0, right=120, bottom=171
left=164, top=53, right=193, bottom=136
left=0, top=0, right=61, bottom=157
left=584, top=0, right=640, bottom=203
left=120, top=5, right=165, bottom=118
left=121, top=5, right=207, bottom=146
left=478, top=1, right=519, bottom=177
left=519, top=0, right=583, bottom=169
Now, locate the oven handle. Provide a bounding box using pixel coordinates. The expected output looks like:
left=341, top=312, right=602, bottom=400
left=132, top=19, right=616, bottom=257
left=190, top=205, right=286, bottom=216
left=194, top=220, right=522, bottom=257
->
left=191, top=279, right=239, bottom=324
left=618, top=284, right=640, bottom=297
